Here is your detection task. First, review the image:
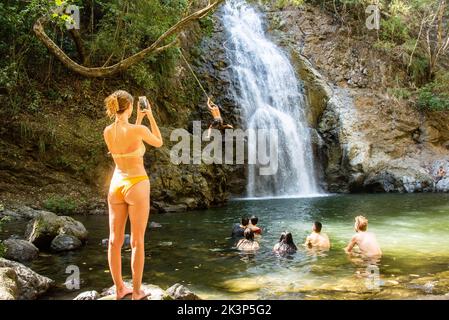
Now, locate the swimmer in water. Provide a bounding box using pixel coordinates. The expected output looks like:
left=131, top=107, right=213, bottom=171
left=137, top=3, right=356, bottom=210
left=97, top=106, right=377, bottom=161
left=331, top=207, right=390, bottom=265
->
left=231, top=217, right=249, bottom=238
left=273, top=232, right=286, bottom=252
left=304, top=221, right=330, bottom=250
left=248, top=215, right=262, bottom=235
left=345, top=215, right=382, bottom=258
left=274, top=232, right=297, bottom=254
left=236, top=228, right=260, bottom=251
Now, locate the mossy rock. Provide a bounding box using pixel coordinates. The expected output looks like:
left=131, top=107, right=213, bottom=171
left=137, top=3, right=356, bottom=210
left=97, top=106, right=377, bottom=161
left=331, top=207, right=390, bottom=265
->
left=24, top=211, right=88, bottom=249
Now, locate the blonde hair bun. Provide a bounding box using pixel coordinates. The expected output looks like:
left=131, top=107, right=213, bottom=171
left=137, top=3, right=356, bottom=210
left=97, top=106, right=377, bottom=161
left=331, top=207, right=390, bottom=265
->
left=105, top=94, right=119, bottom=119
left=104, top=90, right=133, bottom=119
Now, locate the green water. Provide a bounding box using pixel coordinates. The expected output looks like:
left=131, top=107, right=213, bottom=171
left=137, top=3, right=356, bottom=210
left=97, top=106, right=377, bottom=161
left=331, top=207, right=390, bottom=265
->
left=2, top=193, right=449, bottom=299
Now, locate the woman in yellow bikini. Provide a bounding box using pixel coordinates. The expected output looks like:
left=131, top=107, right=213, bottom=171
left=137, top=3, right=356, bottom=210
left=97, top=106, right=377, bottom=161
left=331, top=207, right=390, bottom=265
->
left=103, top=90, right=163, bottom=300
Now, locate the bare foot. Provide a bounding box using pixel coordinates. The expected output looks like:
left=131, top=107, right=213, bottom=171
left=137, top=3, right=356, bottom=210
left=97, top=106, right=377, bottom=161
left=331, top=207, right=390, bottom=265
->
left=132, top=289, right=149, bottom=300
left=116, top=286, right=133, bottom=300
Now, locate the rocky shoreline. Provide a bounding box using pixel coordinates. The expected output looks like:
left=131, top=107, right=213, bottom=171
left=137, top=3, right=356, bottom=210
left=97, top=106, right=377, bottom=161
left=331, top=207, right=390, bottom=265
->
left=0, top=205, right=203, bottom=300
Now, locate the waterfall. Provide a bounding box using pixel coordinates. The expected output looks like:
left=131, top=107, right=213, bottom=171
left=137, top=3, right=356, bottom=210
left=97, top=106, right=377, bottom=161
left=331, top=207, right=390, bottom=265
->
left=222, top=0, right=321, bottom=197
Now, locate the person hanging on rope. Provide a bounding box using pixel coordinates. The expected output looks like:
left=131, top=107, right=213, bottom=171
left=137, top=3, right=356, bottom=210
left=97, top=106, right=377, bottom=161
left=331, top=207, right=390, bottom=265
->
left=178, top=48, right=234, bottom=138
left=206, top=97, right=233, bottom=139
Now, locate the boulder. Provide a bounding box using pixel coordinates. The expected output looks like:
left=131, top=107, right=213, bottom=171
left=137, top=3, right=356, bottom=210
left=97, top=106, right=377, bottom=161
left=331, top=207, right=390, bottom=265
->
left=101, top=234, right=130, bottom=247
left=100, top=282, right=170, bottom=300
left=24, top=211, right=88, bottom=249
left=166, top=283, right=201, bottom=300
left=57, top=216, right=89, bottom=240
left=436, top=178, right=449, bottom=192
left=50, top=234, right=82, bottom=252
left=0, top=206, right=42, bottom=221
left=0, top=258, right=53, bottom=299
left=0, top=267, right=19, bottom=300
left=149, top=221, right=162, bottom=229
left=152, top=201, right=188, bottom=213
left=363, top=168, right=434, bottom=193
left=73, top=290, right=100, bottom=300
left=3, top=238, right=39, bottom=262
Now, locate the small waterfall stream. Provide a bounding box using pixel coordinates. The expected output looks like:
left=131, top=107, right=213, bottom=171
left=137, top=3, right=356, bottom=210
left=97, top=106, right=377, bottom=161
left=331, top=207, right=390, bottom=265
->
left=222, top=0, right=321, bottom=197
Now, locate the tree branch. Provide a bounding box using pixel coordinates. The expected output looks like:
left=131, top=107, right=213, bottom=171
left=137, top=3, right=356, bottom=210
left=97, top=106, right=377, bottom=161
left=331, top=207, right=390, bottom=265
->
left=33, top=0, right=224, bottom=78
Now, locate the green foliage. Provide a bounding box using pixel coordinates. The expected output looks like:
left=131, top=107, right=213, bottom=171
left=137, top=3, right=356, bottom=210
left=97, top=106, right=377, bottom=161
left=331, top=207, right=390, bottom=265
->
left=129, top=63, right=158, bottom=91
left=199, top=15, right=215, bottom=37
left=388, top=87, right=412, bottom=100
left=380, top=15, right=409, bottom=44
left=0, top=0, right=191, bottom=116
left=89, top=0, right=187, bottom=78
left=273, top=0, right=305, bottom=8
left=417, top=72, right=449, bottom=111
left=408, top=56, right=429, bottom=86
left=43, top=195, right=79, bottom=215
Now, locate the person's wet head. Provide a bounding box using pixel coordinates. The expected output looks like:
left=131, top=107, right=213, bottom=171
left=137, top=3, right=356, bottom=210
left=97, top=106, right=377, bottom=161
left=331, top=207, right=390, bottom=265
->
left=354, top=215, right=368, bottom=232
left=250, top=215, right=258, bottom=226
left=279, top=232, right=286, bottom=242
left=241, top=217, right=249, bottom=227
left=244, top=228, right=254, bottom=241
left=284, top=232, right=295, bottom=245
left=313, top=221, right=322, bottom=233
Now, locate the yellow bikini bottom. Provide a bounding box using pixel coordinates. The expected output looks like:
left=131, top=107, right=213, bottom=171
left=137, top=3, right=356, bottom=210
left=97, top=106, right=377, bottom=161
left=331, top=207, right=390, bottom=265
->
left=109, top=175, right=149, bottom=196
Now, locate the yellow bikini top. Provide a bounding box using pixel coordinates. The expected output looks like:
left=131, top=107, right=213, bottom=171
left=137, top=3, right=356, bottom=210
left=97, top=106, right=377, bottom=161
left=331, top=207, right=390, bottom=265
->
left=110, top=143, right=146, bottom=159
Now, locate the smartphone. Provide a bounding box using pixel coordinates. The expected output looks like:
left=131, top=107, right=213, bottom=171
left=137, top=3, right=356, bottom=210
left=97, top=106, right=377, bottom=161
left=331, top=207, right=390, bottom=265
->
left=139, top=96, right=148, bottom=109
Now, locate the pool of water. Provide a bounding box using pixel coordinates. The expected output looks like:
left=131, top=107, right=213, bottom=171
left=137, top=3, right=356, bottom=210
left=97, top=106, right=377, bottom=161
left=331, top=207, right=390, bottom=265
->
left=2, top=193, right=449, bottom=299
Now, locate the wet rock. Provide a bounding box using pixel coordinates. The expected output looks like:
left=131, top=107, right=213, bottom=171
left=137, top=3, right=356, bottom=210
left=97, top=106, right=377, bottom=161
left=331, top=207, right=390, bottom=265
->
left=408, top=271, right=449, bottom=295
left=178, top=197, right=198, bottom=210
left=101, top=234, right=130, bottom=248
left=100, top=282, right=171, bottom=300
left=24, top=211, right=88, bottom=249
left=221, top=278, right=265, bottom=293
left=57, top=216, right=89, bottom=240
left=0, top=206, right=42, bottom=221
left=166, top=283, right=201, bottom=300
left=73, top=290, right=100, bottom=300
left=0, top=258, right=53, bottom=299
left=149, top=221, right=162, bottom=228
left=3, top=238, right=39, bottom=262
left=153, top=201, right=188, bottom=213
left=0, top=267, right=19, bottom=300
left=50, top=234, right=82, bottom=252
left=363, top=168, right=434, bottom=193
left=436, top=178, right=449, bottom=192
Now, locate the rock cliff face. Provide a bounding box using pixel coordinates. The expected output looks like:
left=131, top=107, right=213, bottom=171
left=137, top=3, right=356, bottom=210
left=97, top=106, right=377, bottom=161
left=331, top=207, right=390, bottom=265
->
left=255, top=2, right=449, bottom=193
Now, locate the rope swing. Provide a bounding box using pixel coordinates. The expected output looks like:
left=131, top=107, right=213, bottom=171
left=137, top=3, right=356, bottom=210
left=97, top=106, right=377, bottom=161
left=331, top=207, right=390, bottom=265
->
left=178, top=47, right=212, bottom=101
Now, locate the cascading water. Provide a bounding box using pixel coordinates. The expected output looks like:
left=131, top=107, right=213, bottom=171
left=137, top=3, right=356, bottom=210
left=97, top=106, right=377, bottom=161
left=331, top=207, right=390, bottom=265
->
left=222, top=0, right=321, bottom=197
